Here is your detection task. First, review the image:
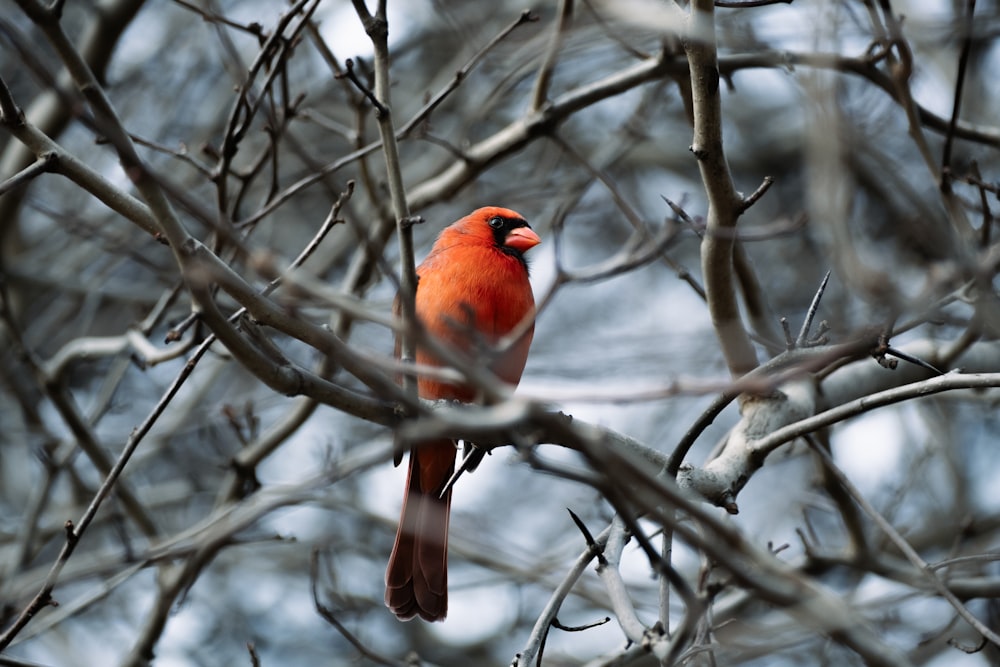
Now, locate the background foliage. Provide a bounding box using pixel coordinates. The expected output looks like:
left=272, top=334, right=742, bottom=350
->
left=2, top=0, right=1000, bottom=665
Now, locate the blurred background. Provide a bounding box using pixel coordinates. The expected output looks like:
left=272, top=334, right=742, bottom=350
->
left=2, top=0, right=1000, bottom=665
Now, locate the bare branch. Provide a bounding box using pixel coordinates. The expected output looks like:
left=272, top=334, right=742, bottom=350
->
left=530, top=0, right=574, bottom=111
left=684, top=0, right=758, bottom=377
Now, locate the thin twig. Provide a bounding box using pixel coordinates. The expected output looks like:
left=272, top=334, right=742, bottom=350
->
left=737, top=175, right=774, bottom=213
left=807, top=439, right=1000, bottom=648
left=399, top=9, right=539, bottom=138
left=0, top=328, right=217, bottom=650
left=967, top=161, right=994, bottom=247
left=338, top=58, right=386, bottom=115
left=309, top=549, right=406, bottom=667
left=514, top=525, right=612, bottom=666
left=940, top=0, right=976, bottom=188
left=0, top=153, right=55, bottom=196
left=351, top=0, right=418, bottom=407
left=530, top=0, right=573, bottom=111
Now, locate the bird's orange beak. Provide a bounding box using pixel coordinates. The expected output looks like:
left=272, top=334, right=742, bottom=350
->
left=504, top=227, right=541, bottom=253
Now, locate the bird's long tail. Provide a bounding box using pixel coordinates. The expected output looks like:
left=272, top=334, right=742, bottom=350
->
left=385, top=439, right=454, bottom=622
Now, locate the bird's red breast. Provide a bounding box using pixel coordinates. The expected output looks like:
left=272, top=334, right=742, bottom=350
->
left=413, top=206, right=540, bottom=401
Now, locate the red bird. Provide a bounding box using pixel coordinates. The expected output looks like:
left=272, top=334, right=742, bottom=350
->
left=385, top=206, right=541, bottom=622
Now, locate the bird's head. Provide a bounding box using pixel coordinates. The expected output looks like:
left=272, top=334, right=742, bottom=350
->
left=451, top=206, right=541, bottom=262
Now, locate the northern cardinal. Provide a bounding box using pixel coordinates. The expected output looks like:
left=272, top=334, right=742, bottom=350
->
left=385, top=206, right=541, bottom=622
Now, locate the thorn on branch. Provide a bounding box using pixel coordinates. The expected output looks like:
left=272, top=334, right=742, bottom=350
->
left=780, top=273, right=832, bottom=350
left=796, top=270, right=831, bottom=347
left=870, top=330, right=944, bottom=374
left=715, top=0, right=793, bottom=7
left=884, top=346, right=945, bottom=375
left=551, top=616, right=611, bottom=632
left=338, top=58, right=387, bottom=116
left=780, top=317, right=794, bottom=350
left=439, top=443, right=487, bottom=499
left=661, top=194, right=695, bottom=228
left=567, top=508, right=607, bottom=566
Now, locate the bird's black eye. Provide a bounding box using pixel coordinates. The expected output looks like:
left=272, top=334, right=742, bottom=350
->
left=488, top=216, right=504, bottom=229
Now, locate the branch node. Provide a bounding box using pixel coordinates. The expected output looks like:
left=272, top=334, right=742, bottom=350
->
left=721, top=492, right=739, bottom=515
left=400, top=215, right=425, bottom=230
left=519, top=9, right=541, bottom=24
